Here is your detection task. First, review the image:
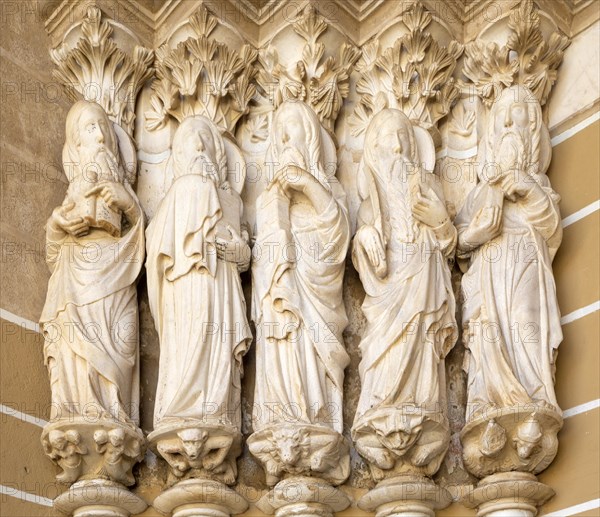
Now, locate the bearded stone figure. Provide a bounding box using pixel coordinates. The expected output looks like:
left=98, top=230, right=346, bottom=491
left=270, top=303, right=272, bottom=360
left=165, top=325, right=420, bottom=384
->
left=145, top=115, right=252, bottom=487
left=40, top=100, right=146, bottom=491
left=351, top=109, right=458, bottom=485
left=456, top=85, right=563, bottom=480
left=248, top=101, right=351, bottom=493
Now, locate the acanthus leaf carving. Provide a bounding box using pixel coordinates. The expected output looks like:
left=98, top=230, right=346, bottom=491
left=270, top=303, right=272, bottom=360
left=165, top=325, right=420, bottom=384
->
left=50, top=6, right=154, bottom=136
left=145, top=5, right=258, bottom=134
left=350, top=2, right=463, bottom=137
left=462, top=0, right=570, bottom=108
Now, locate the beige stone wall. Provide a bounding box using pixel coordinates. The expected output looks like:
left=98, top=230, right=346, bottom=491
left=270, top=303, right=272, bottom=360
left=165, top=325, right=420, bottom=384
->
left=1, top=2, right=599, bottom=516
left=1, top=1, right=70, bottom=514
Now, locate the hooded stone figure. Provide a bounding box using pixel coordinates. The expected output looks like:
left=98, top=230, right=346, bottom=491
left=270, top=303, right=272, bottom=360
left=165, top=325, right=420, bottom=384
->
left=146, top=115, right=252, bottom=434
left=249, top=101, right=351, bottom=486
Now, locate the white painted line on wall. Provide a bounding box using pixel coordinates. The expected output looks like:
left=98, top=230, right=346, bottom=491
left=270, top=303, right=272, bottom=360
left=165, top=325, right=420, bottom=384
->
left=551, top=110, right=600, bottom=147
left=561, top=300, right=600, bottom=325
left=562, top=199, right=600, bottom=228
left=0, top=308, right=39, bottom=333
left=563, top=399, right=600, bottom=418
left=544, top=498, right=600, bottom=516
left=0, top=404, right=48, bottom=428
left=0, top=485, right=53, bottom=507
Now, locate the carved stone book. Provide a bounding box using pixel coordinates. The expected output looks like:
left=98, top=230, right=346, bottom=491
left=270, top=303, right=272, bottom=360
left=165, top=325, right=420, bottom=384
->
left=257, top=185, right=291, bottom=235
left=70, top=194, right=122, bottom=238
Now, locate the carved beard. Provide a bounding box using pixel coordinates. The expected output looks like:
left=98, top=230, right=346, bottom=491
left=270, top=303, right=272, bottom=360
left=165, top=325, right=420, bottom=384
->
left=186, top=153, right=219, bottom=182
left=279, top=146, right=308, bottom=171
left=79, top=145, right=121, bottom=184
left=494, top=129, right=528, bottom=174
left=389, top=154, right=422, bottom=204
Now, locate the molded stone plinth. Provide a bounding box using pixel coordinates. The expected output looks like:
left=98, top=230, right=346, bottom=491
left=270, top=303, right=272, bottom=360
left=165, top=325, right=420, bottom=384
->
left=462, top=472, right=555, bottom=517
left=256, top=477, right=351, bottom=516
left=153, top=479, right=248, bottom=517
left=53, top=479, right=147, bottom=517
left=358, top=475, right=452, bottom=517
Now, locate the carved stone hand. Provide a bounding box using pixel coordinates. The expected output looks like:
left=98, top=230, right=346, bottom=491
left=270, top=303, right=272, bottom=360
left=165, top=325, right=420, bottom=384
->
left=461, top=205, right=503, bottom=249
left=496, top=169, right=537, bottom=201
left=86, top=181, right=134, bottom=212
left=356, top=225, right=387, bottom=278
left=215, top=224, right=251, bottom=272
left=412, top=185, right=449, bottom=229
left=49, top=203, right=89, bottom=237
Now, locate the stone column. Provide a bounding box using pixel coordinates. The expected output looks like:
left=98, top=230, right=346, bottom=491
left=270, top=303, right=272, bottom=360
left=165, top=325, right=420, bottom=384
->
left=244, top=6, right=359, bottom=516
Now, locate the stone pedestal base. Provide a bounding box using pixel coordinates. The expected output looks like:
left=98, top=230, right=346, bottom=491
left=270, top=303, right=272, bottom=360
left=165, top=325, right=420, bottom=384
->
left=462, top=472, right=555, bottom=517
left=153, top=479, right=248, bottom=517
left=53, top=479, right=147, bottom=517
left=358, top=475, right=452, bottom=517
left=256, top=477, right=350, bottom=517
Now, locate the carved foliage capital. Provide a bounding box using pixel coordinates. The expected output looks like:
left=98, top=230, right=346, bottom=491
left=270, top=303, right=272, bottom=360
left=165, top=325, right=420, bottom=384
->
left=256, top=5, right=360, bottom=133
left=145, top=5, right=258, bottom=134
left=351, top=2, right=463, bottom=136
left=51, top=6, right=154, bottom=136
left=462, top=0, right=570, bottom=108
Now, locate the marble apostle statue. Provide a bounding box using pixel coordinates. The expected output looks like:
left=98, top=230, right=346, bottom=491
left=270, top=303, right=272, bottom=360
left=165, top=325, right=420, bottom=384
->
left=146, top=115, right=252, bottom=484
left=40, top=100, right=145, bottom=486
left=351, top=109, right=458, bottom=480
left=457, top=85, right=563, bottom=477
left=248, top=101, right=351, bottom=487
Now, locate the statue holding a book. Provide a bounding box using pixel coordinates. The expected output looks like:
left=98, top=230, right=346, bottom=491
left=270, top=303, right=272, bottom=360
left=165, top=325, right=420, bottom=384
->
left=248, top=101, right=351, bottom=488
left=40, top=100, right=145, bottom=485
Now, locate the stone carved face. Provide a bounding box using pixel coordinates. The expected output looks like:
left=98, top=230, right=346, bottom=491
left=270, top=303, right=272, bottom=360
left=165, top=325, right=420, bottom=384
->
left=78, top=104, right=115, bottom=153
left=485, top=85, right=545, bottom=186
left=178, top=429, right=208, bottom=461
left=493, top=94, right=530, bottom=135
left=172, top=116, right=224, bottom=182
left=271, top=427, right=309, bottom=466
left=64, top=101, right=121, bottom=184
left=270, top=102, right=327, bottom=185
left=377, top=425, right=422, bottom=457
left=109, top=428, right=126, bottom=448
left=514, top=417, right=543, bottom=460
left=364, top=109, right=419, bottom=182
left=373, top=116, right=413, bottom=172
left=48, top=430, right=68, bottom=450
left=274, top=104, right=309, bottom=169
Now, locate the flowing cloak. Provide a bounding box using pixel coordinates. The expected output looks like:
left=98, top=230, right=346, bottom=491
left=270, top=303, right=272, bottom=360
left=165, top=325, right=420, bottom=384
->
left=455, top=179, right=563, bottom=417
left=352, top=172, right=457, bottom=426
left=146, top=174, right=251, bottom=429
left=40, top=183, right=145, bottom=425
left=252, top=180, right=350, bottom=434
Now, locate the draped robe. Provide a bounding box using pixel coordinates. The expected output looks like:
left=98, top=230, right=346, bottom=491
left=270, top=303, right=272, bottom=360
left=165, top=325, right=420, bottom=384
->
left=146, top=174, right=251, bottom=429
left=252, top=182, right=350, bottom=434
left=456, top=179, right=563, bottom=417
left=353, top=172, right=457, bottom=427
left=40, top=183, right=144, bottom=425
